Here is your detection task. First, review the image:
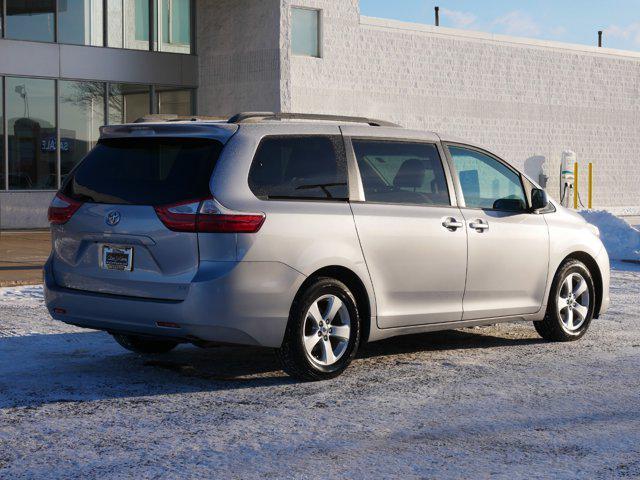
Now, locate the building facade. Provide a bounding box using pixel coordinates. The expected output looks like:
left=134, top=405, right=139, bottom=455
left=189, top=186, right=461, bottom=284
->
left=1, top=0, right=639, bottom=228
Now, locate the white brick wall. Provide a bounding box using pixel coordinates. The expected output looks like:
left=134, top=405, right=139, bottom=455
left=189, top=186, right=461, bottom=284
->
left=197, top=0, right=640, bottom=210
left=282, top=0, right=640, bottom=210
left=197, top=0, right=283, bottom=115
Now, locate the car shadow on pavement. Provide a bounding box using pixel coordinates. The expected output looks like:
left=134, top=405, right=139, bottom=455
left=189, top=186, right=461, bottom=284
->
left=0, top=327, right=544, bottom=409
left=358, top=327, right=545, bottom=359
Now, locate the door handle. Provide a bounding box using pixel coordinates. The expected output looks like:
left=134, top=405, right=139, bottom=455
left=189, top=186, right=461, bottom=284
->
left=469, top=219, right=489, bottom=232
left=442, top=217, right=464, bottom=231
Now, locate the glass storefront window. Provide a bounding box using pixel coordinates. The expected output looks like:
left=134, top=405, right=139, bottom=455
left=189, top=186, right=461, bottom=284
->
left=292, top=8, right=320, bottom=57
left=59, top=80, right=106, bottom=180
left=6, top=0, right=56, bottom=43
left=3, top=0, right=193, bottom=54
left=157, top=88, right=193, bottom=116
left=58, top=0, right=104, bottom=46
left=6, top=77, right=57, bottom=190
left=107, top=0, right=150, bottom=50
left=1, top=78, right=5, bottom=190
left=109, top=84, right=150, bottom=124
left=157, top=0, right=191, bottom=53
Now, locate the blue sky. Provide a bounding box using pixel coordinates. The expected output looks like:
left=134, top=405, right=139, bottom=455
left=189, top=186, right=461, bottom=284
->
left=360, top=1, right=640, bottom=51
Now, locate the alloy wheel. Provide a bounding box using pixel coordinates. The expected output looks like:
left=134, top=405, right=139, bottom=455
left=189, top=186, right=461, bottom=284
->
left=557, top=272, right=590, bottom=332
left=302, top=294, right=351, bottom=366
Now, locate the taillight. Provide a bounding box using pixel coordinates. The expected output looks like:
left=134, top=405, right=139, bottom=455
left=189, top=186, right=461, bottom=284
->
left=154, top=198, right=201, bottom=232
left=154, top=197, right=265, bottom=234
left=48, top=193, right=83, bottom=225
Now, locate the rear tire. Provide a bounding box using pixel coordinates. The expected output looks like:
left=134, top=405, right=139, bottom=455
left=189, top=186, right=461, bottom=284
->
left=534, top=259, right=595, bottom=342
left=112, top=333, right=179, bottom=354
left=276, top=277, right=361, bottom=381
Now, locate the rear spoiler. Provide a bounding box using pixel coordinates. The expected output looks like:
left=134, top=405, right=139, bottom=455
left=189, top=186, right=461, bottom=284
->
left=99, top=123, right=238, bottom=142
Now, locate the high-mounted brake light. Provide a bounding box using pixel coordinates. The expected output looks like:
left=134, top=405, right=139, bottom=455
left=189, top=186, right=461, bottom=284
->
left=48, top=193, right=83, bottom=225
left=154, top=196, right=265, bottom=234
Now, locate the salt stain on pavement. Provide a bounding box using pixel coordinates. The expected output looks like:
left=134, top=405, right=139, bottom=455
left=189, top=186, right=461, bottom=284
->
left=1, top=268, right=639, bottom=479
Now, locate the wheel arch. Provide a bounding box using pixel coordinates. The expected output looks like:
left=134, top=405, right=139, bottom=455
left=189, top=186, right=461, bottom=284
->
left=559, top=251, right=603, bottom=319
left=296, top=266, right=373, bottom=345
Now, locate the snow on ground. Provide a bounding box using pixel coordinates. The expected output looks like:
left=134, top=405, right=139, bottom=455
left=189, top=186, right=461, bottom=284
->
left=579, top=210, right=640, bottom=261
left=0, top=285, right=44, bottom=304
left=1, top=267, right=639, bottom=479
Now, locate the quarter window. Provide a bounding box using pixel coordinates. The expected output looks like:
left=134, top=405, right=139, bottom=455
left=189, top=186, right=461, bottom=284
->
left=352, top=140, right=450, bottom=206
left=448, top=146, right=527, bottom=211
left=249, top=136, right=348, bottom=201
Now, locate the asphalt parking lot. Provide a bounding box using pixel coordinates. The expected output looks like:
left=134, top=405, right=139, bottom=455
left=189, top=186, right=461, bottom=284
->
left=1, top=264, right=639, bottom=479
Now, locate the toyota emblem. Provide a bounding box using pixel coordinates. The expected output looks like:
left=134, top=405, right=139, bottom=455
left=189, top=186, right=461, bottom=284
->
left=106, top=210, right=121, bottom=226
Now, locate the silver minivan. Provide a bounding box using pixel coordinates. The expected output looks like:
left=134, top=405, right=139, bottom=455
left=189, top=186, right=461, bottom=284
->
left=45, top=112, right=610, bottom=380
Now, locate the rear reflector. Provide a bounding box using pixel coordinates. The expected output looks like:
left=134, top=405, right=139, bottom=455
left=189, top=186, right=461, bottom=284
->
left=156, top=321, right=181, bottom=329
left=53, top=307, right=67, bottom=315
left=48, top=193, right=83, bottom=225
left=154, top=196, right=265, bottom=234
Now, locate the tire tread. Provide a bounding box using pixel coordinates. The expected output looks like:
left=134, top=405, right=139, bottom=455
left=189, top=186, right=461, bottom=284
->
left=276, top=277, right=360, bottom=381
left=534, top=259, right=594, bottom=342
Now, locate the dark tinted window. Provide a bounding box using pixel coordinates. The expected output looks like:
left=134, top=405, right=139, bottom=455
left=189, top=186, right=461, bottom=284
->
left=352, top=140, right=450, bottom=206
left=249, top=136, right=348, bottom=200
left=62, top=137, right=223, bottom=205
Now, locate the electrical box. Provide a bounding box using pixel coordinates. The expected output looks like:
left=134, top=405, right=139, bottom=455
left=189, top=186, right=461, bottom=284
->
left=560, top=150, right=576, bottom=208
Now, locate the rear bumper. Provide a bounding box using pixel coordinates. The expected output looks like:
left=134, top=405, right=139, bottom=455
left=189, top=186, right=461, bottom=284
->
left=44, top=258, right=305, bottom=348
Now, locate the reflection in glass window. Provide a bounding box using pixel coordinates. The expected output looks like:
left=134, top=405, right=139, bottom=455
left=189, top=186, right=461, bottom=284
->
left=59, top=81, right=106, bottom=181
left=157, top=0, right=191, bottom=53
left=352, top=140, right=450, bottom=206
left=6, top=0, right=56, bottom=42
left=292, top=8, right=320, bottom=57
left=1, top=78, right=4, bottom=190
left=107, top=0, right=150, bottom=50
left=449, top=146, right=526, bottom=211
left=108, top=84, right=150, bottom=124
left=6, top=77, right=57, bottom=190
left=135, top=0, right=150, bottom=41
left=249, top=136, right=348, bottom=200
left=58, top=0, right=104, bottom=46
left=157, top=88, right=193, bottom=116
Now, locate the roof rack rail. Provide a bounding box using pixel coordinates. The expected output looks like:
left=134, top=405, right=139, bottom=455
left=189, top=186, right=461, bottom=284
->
left=227, top=112, right=401, bottom=127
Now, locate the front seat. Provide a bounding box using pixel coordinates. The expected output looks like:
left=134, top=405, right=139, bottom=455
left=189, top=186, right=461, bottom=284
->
left=392, top=158, right=428, bottom=203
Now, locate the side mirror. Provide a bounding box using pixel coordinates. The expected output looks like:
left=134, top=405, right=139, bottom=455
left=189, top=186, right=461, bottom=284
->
left=531, top=188, right=549, bottom=211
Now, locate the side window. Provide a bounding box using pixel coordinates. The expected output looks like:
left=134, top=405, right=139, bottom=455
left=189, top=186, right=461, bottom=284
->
left=248, top=136, right=348, bottom=201
left=352, top=140, right=450, bottom=206
left=448, top=146, right=527, bottom=211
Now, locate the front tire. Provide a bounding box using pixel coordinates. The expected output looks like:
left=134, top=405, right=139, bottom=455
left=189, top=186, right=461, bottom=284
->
left=534, top=259, right=595, bottom=341
left=276, top=277, right=361, bottom=381
left=112, top=333, right=179, bottom=354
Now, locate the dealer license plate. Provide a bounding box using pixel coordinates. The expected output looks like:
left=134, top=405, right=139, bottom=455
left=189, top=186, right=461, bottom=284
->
left=101, top=245, right=133, bottom=271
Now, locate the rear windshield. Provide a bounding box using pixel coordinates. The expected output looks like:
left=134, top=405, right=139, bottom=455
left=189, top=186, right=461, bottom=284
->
left=62, top=137, right=223, bottom=205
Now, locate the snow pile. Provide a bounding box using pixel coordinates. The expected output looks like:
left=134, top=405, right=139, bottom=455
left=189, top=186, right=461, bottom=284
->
left=579, top=210, right=640, bottom=261
left=0, top=285, right=44, bottom=303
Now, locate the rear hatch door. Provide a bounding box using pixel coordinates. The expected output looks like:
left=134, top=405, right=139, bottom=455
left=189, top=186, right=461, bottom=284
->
left=51, top=124, right=236, bottom=300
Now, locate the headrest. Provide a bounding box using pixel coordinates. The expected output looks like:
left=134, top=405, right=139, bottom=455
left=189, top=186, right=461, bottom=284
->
left=393, top=158, right=426, bottom=189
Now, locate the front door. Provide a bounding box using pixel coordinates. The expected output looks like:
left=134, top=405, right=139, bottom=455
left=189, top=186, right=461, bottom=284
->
left=349, top=138, right=468, bottom=328
left=446, top=145, right=550, bottom=320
